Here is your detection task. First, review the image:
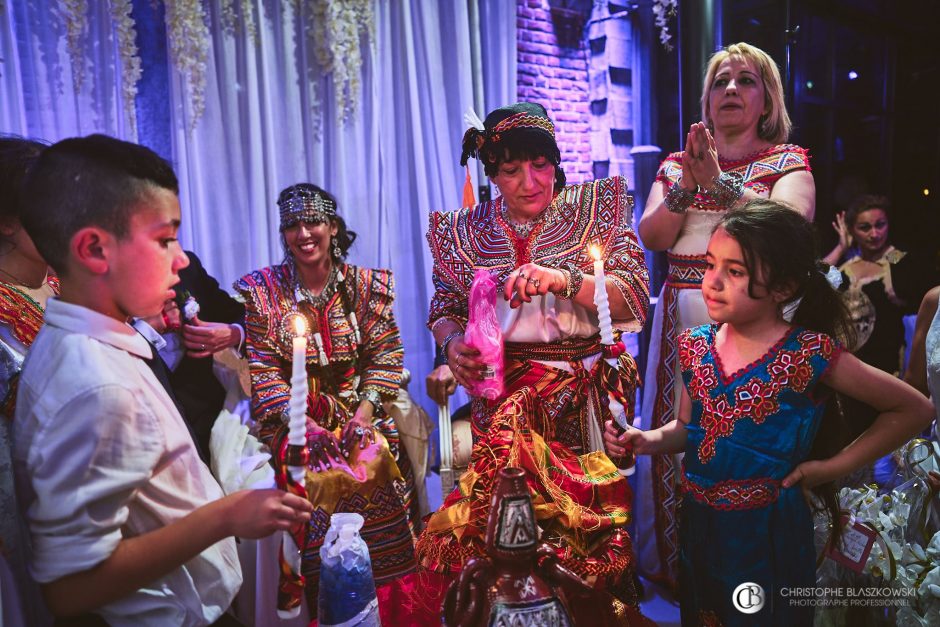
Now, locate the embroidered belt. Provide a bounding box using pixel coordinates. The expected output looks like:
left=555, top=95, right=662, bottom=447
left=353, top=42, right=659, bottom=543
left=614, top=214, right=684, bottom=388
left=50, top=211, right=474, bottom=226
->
left=504, top=334, right=602, bottom=362
left=681, top=474, right=781, bottom=511
left=666, top=253, right=707, bottom=289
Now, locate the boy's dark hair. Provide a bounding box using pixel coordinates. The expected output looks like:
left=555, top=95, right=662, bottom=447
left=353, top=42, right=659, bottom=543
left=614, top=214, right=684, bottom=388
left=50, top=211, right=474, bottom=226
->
left=0, top=135, right=46, bottom=227
left=20, top=134, right=178, bottom=275
left=844, top=194, right=890, bottom=229
left=717, top=200, right=855, bottom=549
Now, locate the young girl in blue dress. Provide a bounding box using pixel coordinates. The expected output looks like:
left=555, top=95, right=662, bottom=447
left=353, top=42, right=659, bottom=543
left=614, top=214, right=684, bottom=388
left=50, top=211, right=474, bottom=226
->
left=606, top=200, right=933, bottom=626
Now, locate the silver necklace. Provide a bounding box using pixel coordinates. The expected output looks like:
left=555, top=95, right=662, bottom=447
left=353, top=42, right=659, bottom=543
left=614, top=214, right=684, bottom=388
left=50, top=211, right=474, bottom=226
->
left=501, top=203, right=547, bottom=239
left=296, top=263, right=339, bottom=309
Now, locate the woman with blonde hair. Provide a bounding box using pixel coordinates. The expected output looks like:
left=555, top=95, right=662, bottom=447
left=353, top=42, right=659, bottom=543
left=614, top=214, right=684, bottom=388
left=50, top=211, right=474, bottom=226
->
left=634, top=42, right=816, bottom=591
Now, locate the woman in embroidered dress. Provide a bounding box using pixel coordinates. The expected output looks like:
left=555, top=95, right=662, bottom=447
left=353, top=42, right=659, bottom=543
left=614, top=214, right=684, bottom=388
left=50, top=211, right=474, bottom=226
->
left=823, top=195, right=926, bottom=376
left=607, top=201, right=933, bottom=626
left=0, top=136, right=53, bottom=626
left=417, top=102, right=652, bottom=622
left=822, top=195, right=933, bottom=478
left=634, top=42, right=816, bottom=590
left=234, top=184, right=420, bottom=623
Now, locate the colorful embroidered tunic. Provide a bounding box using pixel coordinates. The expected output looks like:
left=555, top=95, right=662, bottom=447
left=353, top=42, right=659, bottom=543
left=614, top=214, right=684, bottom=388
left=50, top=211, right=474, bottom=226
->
left=418, top=176, right=650, bottom=607
left=635, top=143, right=812, bottom=589
left=234, top=262, right=417, bottom=615
left=0, top=278, right=58, bottom=627
left=677, top=324, right=840, bottom=626
left=426, top=175, right=649, bottom=453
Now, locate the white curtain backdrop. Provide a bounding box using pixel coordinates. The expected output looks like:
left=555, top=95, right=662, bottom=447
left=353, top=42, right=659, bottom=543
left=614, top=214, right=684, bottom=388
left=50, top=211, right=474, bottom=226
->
left=0, top=0, right=136, bottom=140
left=168, top=0, right=479, bottom=413
left=0, top=0, right=517, bottom=418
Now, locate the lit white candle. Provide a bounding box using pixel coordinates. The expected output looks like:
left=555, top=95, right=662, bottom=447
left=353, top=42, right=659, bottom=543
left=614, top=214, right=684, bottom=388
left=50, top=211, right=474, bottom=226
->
left=288, top=314, right=308, bottom=484
left=590, top=246, right=634, bottom=475
left=279, top=313, right=308, bottom=620
left=590, top=245, right=615, bottom=346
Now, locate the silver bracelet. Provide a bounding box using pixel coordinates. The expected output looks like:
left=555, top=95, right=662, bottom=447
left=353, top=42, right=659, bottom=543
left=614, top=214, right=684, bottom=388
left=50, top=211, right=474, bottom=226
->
left=439, top=329, right=464, bottom=360
left=705, top=171, right=745, bottom=207
left=664, top=179, right=698, bottom=214
left=359, top=388, right=383, bottom=409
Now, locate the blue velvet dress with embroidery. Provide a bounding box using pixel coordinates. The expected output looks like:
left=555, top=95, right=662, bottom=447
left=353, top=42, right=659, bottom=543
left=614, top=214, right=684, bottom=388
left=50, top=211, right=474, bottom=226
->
left=677, top=324, right=841, bottom=627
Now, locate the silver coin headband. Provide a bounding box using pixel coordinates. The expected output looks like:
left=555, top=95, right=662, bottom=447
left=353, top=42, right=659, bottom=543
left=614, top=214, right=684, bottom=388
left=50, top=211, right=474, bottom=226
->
left=278, top=188, right=337, bottom=230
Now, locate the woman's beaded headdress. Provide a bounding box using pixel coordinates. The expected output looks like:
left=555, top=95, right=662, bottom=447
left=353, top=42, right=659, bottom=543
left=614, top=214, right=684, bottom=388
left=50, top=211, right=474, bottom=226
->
left=460, top=102, right=559, bottom=166
left=278, top=184, right=336, bottom=230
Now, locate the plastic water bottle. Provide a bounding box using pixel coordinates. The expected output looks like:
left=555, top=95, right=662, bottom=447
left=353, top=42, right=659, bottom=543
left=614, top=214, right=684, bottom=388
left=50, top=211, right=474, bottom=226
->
left=318, top=513, right=381, bottom=626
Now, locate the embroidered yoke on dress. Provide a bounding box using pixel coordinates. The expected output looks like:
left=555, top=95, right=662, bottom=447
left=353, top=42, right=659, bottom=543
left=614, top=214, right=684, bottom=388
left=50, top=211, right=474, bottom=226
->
left=678, top=324, right=840, bottom=626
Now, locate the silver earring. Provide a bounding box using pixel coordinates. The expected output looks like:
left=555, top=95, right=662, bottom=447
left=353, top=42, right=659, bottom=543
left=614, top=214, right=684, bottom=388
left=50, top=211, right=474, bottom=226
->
left=332, top=237, right=341, bottom=258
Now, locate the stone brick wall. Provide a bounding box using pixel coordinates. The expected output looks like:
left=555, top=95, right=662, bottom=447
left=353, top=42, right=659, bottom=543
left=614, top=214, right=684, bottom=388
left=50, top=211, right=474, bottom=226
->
left=516, top=0, right=592, bottom=184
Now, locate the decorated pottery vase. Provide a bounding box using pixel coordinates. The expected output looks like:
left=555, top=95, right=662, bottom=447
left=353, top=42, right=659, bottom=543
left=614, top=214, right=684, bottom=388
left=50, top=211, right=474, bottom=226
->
left=442, top=467, right=587, bottom=627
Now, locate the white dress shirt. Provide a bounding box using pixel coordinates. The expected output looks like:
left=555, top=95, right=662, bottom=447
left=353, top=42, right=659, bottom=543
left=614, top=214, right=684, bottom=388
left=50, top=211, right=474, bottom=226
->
left=13, top=298, right=241, bottom=627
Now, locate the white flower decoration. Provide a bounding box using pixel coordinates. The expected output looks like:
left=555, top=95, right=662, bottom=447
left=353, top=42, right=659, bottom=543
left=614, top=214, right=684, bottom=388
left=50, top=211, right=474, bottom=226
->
left=183, top=296, right=200, bottom=322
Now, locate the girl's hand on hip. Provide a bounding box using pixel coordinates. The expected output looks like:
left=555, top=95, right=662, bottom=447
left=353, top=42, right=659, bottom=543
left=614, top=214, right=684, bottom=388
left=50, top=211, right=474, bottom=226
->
left=782, top=459, right=835, bottom=505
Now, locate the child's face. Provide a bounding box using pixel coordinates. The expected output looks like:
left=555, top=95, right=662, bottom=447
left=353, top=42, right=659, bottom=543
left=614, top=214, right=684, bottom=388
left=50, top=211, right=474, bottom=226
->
left=703, top=227, right=780, bottom=325
left=108, top=187, right=189, bottom=320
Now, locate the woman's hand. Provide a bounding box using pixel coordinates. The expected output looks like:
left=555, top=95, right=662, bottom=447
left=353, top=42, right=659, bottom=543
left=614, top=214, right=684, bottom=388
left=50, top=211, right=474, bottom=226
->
left=684, top=122, right=721, bottom=191
left=182, top=316, right=241, bottom=358
left=426, top=364, right=457, bottom=406
left=340, top=408, right=376, bottom=455
left=305, top=419, right=343, bottom=471
left=445, top=333, right=484, bottom=389
left=503, top=263, right=567, bottom=309
left=832, top=211, right=853, bottom=251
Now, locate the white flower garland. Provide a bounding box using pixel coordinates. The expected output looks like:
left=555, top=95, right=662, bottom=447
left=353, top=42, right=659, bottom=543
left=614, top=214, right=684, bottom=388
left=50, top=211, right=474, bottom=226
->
left=61, top=0, right=88, bottom=92
left=308, top=0, right=374, bottom=122
left=164, top=0, right=210, bottom=131
left=110, top=0, right=142, bottom=140
left=652, top=0, right=677, bottom=52
left=219, top=0, right=257, bottom=45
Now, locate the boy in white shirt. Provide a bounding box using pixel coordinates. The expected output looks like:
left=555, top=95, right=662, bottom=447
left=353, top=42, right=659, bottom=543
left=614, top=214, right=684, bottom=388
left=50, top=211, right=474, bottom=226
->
left=13, top=135, right=312, bottom=626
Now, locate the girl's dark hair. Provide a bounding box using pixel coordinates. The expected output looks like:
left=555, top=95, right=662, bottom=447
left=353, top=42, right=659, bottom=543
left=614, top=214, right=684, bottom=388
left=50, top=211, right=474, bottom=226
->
left=277, top=184, right=357, bottom=261
left=844, top=194, right=890, bottom=229
left=1, top=135, right=46, bottom=226
left=717, top=200, right=855, bottom=548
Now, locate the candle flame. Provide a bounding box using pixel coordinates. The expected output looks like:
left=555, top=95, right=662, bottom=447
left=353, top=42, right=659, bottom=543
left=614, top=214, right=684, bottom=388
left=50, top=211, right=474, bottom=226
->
left=589, top=245, right=602, bottom=261
left=292, top=314, right=307, bottom=337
